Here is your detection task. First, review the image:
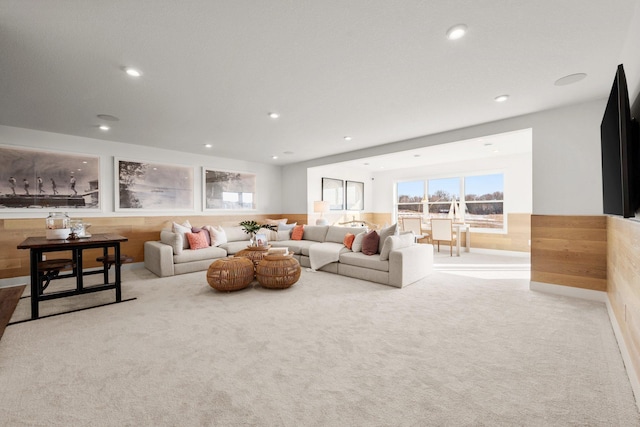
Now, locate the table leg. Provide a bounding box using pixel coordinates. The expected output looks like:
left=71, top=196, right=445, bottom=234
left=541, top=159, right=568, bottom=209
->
left=75, top=248, right=84, bottom=291
left=465, top=228, right=471, bottom=252
left=115, top=243, right=122, bottom=302
left=30, top=250, right=40, bottom=319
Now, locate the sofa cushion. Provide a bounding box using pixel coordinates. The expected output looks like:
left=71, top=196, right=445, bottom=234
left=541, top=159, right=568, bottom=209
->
left=172, top=220, right=192, bottom=249
left=302, top=225, right=329, bottom=242
left=339, top=252, right=389, bottom=272
left=351, top=232, right=365, bottom=253
left=219, top=241, right=250, bottom=255
left=379, top=233, right=415, bottom=261
left=258, top=227, right=277, bottom=242
left=377, top=223, right=398, bottom=253
left=160, top=230, right=183, bottom=255
left=222, top=226, right=250, bottom=242
left=173, top=246, right=227, bottom=264
left=271, top=240, right=317, bottom=256
left=204, top=225, right=227, bottom=246
left=277, top=229, right=292, bottom=240
left=361, top=230, right=379, bottom=255
left=186, top=230, right=209, bottom=250
left=325, top=226, right=354, bottom=243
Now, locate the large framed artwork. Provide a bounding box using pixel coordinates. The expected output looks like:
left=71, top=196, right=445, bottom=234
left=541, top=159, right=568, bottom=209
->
left=115, top=158, right=194, bottom=211
left=0, top=145, right=101, bottom=211
left=203, top=168, right=256, bottom=210
left=322, top=177, right=344, bottom=210
left=346, top=180, right=364, bottom=211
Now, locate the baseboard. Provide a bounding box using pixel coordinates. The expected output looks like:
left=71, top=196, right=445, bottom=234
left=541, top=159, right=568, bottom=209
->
left=606, top=298, right=640, bottom=412
left=530, top=280, right=639, bottom=410
left=0, top=262, right=144, bottom=289
left=529, top=280, right=607, bottom=302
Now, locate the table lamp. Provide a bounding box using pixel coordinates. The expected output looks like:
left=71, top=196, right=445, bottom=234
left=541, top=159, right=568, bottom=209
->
left=314, top=200, right=330, bottom=225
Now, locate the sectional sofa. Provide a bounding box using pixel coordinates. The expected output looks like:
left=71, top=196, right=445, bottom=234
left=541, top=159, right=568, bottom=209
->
left=144, top=224, right=433, bottom=288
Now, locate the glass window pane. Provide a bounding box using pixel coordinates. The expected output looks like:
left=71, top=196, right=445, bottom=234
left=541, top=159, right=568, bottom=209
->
left=428, top=177, right=460, bottom=202
left=397, top=180, right=424, bottom=203
left=465, top=201, right=504, bottom=229
left=465, top=174, right=503, bottom=201
left=398, top=204, right=424, bottom=216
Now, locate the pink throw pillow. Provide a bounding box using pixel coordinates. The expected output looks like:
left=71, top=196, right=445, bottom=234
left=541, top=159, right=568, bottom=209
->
left=186, top=230, right=209, bottom=250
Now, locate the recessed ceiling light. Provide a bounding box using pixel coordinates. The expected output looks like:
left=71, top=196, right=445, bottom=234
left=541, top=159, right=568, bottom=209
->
left=414, top=154, right=421, bottom=158
left=483, top=142, right=493, bottom=146
left=446, top=24, right=468, bottom=40
left=554, top=73, right=587, bottom=86
left=82, top=161, right=88, bottom=164
left=344, top=136, right=352, bottom=141
left=124, top=67, right=142, bottom=77
left=99, top=125, right=110, bottom=131
left=494, top=94, right=509, bottom=102
left=272, top=155, right=278, bottom=160
left=283, top=151, right=294, bottom=155
left=269, top=112, right=280, bottom=119
left=96, top=114, right=119, bottom=121
left=204, top=144, right=212, bottom=148
left=364, top=162, right=370, bottom=166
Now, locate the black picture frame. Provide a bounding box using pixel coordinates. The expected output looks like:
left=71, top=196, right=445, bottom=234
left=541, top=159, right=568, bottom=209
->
left=322, top=177, right=344, bottom=210
left=346, top=180, right=364, bottom=211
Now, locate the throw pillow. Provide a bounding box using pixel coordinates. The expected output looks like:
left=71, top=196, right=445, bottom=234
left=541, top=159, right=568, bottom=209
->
left=172, top=220, right=192, bottom=249
left=264, top=218, right=288, bottom=226
left=343, top=233, right=355, bottom=249
left=186, top=231, right=209, bottom=250
left=160, top=229, right=183, bottom=255
left=351, top=232, right=365, bottom=253
left=277, top=229, right=292, bottom=241
left=204, top=225, right=228, bottom=246
left=278, top=222, right=296, bottom=231
left=361, top=230, right=380, bottom=256
left=291, top=225, right=304, bottom=240
left=379, top=233, right=415, bottom=261
left=377, top=223, right=398, bottom=253
left=191, top=226, right=211, bottom=246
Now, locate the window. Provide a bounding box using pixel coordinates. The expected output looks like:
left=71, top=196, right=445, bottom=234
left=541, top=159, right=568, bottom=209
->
left=395, top=173, right=505, bottom=230
left=397, top=180, right=424, bottom=218
left=464, top=174, right=504, bottom=229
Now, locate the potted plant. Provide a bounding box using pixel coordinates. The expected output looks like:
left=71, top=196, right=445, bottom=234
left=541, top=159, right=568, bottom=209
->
left=239, top=220, right=276, bottom=246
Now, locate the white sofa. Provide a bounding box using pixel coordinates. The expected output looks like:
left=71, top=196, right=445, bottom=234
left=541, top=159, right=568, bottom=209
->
left=144, top=224, right=433, bottom=288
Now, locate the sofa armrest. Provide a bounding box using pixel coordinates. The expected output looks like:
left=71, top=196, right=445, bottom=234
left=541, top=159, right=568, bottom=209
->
left=388, top=244, right=433, bottom=288
left=144, top=241, right=175, bottom=277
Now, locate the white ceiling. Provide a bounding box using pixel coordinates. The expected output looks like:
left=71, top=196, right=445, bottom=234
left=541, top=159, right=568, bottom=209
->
left=0, top=1, right=637, bottom=165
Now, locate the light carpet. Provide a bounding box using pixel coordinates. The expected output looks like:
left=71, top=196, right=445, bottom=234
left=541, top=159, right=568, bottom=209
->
left=1, top=266, right=638, bottom=426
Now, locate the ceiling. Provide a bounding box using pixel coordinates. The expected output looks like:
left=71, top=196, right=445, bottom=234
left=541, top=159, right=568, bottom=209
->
left=0, top=1, right=637, bottom=165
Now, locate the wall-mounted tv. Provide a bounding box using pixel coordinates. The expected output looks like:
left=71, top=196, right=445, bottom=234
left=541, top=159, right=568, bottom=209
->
left=600, top=64, right=640, bottom=218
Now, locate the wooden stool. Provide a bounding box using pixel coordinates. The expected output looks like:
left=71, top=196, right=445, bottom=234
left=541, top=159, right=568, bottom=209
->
left=37, top=259, right=75, bottom=293
left=96, top=254, right=134, bottom=269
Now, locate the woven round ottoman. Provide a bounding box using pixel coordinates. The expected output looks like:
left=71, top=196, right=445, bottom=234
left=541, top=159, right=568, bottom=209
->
left=256, top=254, right=301, bottom=289
left=235, top=245, right=271, bottom=269
left=207, top=257, right=254, bottom=292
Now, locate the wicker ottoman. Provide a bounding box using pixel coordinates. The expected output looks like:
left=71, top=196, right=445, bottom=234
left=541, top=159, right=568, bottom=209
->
left=235, top=245, right=271, bottom=269
left=256, top=254, right=301, bottom=289
left=207, top=257, right=254, bottom=292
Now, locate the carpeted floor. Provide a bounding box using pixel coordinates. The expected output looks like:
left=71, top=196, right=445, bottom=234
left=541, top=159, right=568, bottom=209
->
left=0, top=262, right=638, bottom=426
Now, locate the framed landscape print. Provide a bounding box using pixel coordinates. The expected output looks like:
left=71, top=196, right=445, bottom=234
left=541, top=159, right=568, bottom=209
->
left=115, top=158, right=194, bottom=211
left=0, top=145, right=101, bottom=211
left=203, top=168, right=256, bottom=210
left=322, top=177, right=344, bottom=210
left=346, top=180, right=364, bottom=210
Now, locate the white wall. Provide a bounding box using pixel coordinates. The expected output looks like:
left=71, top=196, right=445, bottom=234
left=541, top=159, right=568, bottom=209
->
left=283, top=98, right=606, bottom=216
left=372, top=152, right=532, bottom=216
left=0, top=125, right=283, bottom=218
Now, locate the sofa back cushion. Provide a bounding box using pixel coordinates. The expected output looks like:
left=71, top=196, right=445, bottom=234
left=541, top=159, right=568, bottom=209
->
left=222, top=226, right=250, bottom=242
left=302, top=225, right=329, bottom=242
left=377, top=223, right=398, bottom=253
left=325, top=225, right=365, bottom=243
left=361, top=230, right=380, bottom=255
left=161, top=229, right=183, bottom=255
left=379, top=233, right=414, bottom=261
left=172, top=220, right=192, bottom=249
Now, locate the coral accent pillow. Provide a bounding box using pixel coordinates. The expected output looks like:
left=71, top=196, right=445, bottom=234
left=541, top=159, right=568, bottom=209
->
left=191, top=226, right=211, bottom=246
left=343, top=233, right=356, bottom=249
left=361, top=230, right=380, bottom=256
left=291, top=225, right=305, bottom=240
left=186, top=230, right=209, bottom=250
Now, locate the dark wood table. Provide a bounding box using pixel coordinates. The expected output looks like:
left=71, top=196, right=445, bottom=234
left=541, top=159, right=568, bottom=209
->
left=17, top=233, right=129, bottom=320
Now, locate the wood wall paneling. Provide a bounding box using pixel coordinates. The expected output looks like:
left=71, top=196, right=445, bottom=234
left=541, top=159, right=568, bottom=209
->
left=530, top=215, right=607, bottom=291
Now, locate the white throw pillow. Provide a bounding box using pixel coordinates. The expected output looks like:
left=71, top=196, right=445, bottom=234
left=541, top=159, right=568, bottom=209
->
left=377, top=223, right=398, bottom=253
left=172, top=220, right=192, bottom=249
left=204, top=225, right=227, bottom=246
left=351, top=232, right=365, bottom=253
left=277, top=229, right=292, bottom=241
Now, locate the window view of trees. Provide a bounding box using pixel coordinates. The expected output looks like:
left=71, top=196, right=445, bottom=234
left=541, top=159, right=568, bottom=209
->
left=396, top=173, right=504, bottom=230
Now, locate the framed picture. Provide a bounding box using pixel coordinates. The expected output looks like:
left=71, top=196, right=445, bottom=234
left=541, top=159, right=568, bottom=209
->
left=203, top=168, right=256, bottom=210
left=115, top=158, right=194, bottom=211
left=322, top=177, right=344, bottom=210
left=346, top=180, right=364, bottom=211
left=255, top=233, right=268, bottom=247
left=0, top=145, right=101, bottom=211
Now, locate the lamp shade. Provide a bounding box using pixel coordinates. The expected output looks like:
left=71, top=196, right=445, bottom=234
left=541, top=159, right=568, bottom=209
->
left=314, top=200, right=329, bottom=213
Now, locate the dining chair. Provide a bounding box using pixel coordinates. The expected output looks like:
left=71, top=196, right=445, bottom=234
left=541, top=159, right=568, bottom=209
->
left=431, top=218, right=456, bottom=256
left=401, top=217, right=428, bottom=243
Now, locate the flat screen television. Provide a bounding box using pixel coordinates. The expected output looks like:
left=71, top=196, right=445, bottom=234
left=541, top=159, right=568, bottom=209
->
left=600, top=64, right=640, bottom=218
